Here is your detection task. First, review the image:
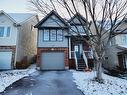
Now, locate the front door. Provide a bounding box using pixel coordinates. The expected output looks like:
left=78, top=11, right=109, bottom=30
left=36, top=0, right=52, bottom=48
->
left=74, top=44, right=82, bottom=59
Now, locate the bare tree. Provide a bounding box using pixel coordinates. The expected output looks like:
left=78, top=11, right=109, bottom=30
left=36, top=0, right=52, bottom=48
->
left=29, top=0, right=127, bottom=82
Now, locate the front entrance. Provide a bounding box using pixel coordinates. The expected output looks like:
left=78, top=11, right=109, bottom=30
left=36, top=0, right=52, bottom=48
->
left=74, top=44, right=83, bottom=59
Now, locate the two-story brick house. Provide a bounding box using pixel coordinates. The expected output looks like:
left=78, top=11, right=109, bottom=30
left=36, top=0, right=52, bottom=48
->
left=35, top=10, right=93, bottom=70
left=35, top=10, right=69, bottom=70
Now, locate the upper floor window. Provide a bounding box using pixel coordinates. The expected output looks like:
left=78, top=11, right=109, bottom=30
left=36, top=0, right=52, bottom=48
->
left=121, top=35, right=127, bottom=44
left=50, top=30, right=56, bottom=41
left=7, top=27, right=11, bottom=37
left=43, top=29, right=49, bottom=41
left=0, top=27, right=4, bottom=37
left=57, top=30, right=63, bottom=41
left=43, top=29, right=63, bottom=42
left=0, top=26, right=11, bottom=37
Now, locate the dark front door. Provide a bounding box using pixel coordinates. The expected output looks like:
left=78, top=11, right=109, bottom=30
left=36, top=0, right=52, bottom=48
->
left=74, top=44, right=82, bottom=59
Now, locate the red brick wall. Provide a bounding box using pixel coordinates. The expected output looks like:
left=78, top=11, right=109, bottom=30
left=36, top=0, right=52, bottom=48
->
left=37, top=47, right=69, bottom=68
left=0, top=46, right=16, bottom=69
left=69, top=59, right=76, bottom=69
left=0, top=46, right=16, bottom=50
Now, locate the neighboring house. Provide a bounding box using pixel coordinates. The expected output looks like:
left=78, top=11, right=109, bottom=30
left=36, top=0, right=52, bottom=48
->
left=0, top=10, right=38, bottom=70
left=35, top=10, right=93, bottom=70
left=104, top=20, right=127, bottom=70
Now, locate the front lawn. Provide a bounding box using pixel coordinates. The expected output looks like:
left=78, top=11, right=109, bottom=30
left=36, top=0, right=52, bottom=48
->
left=71, top=70, right=127, bottom=95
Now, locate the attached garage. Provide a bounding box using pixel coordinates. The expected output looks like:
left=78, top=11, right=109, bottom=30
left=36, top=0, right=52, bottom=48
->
left=0, top=52, right=12, bottom=70
left=41, top=52, right=65, bottom=70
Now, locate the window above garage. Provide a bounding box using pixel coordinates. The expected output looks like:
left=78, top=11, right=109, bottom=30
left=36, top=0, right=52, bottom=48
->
left=43, top=29, right=63, bottom=42
left=0, top=26, right=11, bottom=37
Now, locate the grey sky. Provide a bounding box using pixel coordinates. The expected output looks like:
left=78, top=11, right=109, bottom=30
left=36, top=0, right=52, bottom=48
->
left=0, top=0, right=31, bottom=13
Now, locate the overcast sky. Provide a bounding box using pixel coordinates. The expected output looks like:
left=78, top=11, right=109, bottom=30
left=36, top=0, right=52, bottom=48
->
left=0, top=0, right=31, bottom=13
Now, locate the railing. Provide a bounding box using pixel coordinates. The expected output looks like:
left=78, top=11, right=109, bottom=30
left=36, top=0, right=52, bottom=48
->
left=71, top=50, right=93, bottom=70
left=74, top=51, right=78, bottom=70
left=84, top=50, right=93, bottom=59
left=71, top=50, right=93, bottom=59
left=82, top=50, right=88, bottom=68
left=71, top=51, right=75, bottom=59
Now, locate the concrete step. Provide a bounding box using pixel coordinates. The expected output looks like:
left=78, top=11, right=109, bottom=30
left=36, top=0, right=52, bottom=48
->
left=78, top=63, right=86, bottom=66
left=78, top=64, right=85, bottom=67
left=78, top=59, right=84, bottom=63
left=77, top=68, right=85, bottom=71
left=78, top=67, right=85, bottom=69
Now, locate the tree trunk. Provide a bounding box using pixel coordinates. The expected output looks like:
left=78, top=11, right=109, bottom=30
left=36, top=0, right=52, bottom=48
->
left=95, top=57, right=103, bottom=83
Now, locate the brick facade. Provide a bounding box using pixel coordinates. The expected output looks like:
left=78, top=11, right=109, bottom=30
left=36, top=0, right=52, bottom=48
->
left=0, top=46, right=16, bottom=69
left=37, top=47, right=69, bottom=69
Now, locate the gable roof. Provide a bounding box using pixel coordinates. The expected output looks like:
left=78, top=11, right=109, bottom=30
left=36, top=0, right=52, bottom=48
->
left=68, top=13, right=87, bottom=24
left=0, top=10, right=37, bottom=24
left=34, top=10, right=69, bottom=28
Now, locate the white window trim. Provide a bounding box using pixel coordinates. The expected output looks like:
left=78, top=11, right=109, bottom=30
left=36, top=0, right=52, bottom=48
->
left=43, top=29, right=50, bottom=41
left=57, top=29, right=63, bottom=41
left=43, top=29, right=63, bottom=42
left=0, top=27, right=4, bottom=37
left=0, top=26, right=11, bottom=38
left=50, top=29, right=57, bottom=41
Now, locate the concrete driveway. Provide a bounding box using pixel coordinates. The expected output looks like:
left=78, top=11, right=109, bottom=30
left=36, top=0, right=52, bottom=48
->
left=1, top=71, right=84, bottom=95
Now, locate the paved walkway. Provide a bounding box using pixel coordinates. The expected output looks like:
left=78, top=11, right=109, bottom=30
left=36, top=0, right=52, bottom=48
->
left=1, top=71, right=84, bottom=95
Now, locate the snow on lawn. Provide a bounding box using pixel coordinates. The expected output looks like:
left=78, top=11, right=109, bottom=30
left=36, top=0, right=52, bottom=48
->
left=0, top=65, right=36, bottom=93
left=71, top=70, right=127, bottom=95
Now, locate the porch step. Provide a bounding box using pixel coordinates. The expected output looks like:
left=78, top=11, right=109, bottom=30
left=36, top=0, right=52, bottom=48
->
left=78, top=59, right=84, bottom=63
left=77, top=59, right=86, bottom=71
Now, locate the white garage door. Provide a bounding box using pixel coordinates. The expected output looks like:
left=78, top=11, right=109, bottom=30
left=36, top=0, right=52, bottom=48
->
left=0, top=52, right=12, bottom=70
left=41, top=52, right=65, bottom=70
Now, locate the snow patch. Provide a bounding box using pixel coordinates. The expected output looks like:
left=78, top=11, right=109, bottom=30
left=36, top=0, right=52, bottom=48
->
left=71, top=70, right=127, bottom=95
left=0, top=65, right=36, bottom=93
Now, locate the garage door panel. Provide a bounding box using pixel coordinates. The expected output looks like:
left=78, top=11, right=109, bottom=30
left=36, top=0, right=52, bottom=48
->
left=41, top=52, right=65, bottom=70
left=0, top=52, right=12, bottom=70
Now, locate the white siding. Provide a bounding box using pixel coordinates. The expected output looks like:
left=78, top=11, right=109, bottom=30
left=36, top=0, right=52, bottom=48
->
left=38, top=30, right=68, bottom=47
left=0, top=14, right=17, bottom=46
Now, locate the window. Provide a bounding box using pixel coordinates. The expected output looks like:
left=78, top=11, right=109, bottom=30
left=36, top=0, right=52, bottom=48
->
left=50, top=30, right=56, bottom=41
left=57, top=30, right=63, bottom=41
left=43, top=30, right=49, bottom=41
left=0, top=27, right=11, bottom=37
left=0, top=27, right=4, bottom=37
left=6, top=27, right=10, bottom=37
left=43, top=29, right=63, bottom=42
left=122, top=35, right=127, bottom=44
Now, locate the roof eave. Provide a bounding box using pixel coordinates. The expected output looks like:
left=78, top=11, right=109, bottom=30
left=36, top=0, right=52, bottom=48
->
left=34, top=10, right=69, bottom=28
left=0, top=10, right=18, bottom=24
